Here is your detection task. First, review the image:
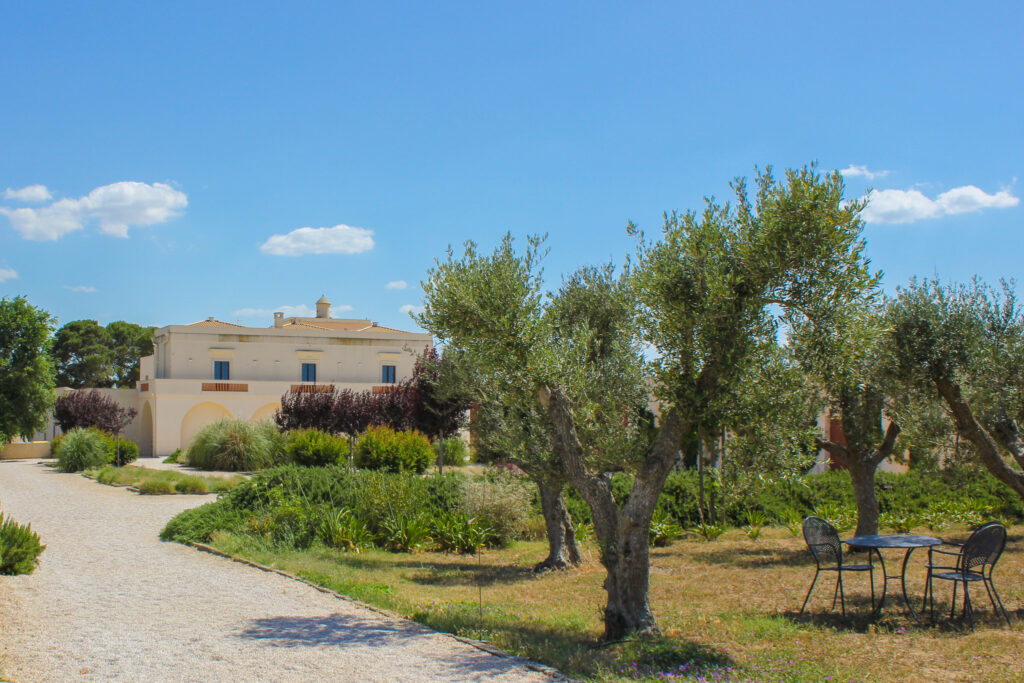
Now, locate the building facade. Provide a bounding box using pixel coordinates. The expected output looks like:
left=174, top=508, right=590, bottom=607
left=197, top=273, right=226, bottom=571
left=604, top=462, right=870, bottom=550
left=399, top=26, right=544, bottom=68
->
left=44, top=296, right=432, bottom=458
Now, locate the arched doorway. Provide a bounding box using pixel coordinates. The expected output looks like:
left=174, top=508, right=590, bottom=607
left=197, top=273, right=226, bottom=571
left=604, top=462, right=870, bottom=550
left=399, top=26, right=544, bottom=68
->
left=140, top=401, right=154, bottom=458
left=249, top=402, right=281, bottom=425
left=180, top=402, right=232, bottom=451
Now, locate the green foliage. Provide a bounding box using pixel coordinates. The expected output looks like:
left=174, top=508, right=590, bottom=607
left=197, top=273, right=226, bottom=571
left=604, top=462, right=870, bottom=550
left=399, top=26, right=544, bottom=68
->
left=460, top=472, right=532, bottom=547
left=378, top=513, right=432, bottom=552
left=0, top=513, right=46, bottom=575
left=101, top=433, right=139, bottom=466
left=160, top=501, right=246, bottom=543
left=49, top=433, right=65, bottom=455
left=185, top=419, right=287, bottom=471
left=56, top=427, right=113, bottom=472
left=138, top=478, right=176, bottom=494
left=354, top=425, right=433, bottom=473
left=0, top=296, right=55, bottom=443
left=49, top=319, right=154, bottom=389
left=649, top=509, right=683, bottom=547
left=879, top=510, right=918, bottom=533
left=430, top=511, right=494, bottom=553
left=163, top=449, right=181, bottom=464
left=318, top=508, right=373, bottom=551
left=744, top=510, right=768, bottom=540
left=439, top=436, right=470, bottom=466
left=285, top=428, right=347, bottom=467
left=814, top=502, right=857, bottom=532
left=693, top=522, right=725, bottom=541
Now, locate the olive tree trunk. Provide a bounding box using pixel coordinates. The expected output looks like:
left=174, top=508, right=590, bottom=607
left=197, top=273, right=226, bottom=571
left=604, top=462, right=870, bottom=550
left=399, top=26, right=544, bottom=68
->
left=818, top=420, right=900, bottom=536
left=540, top=386, right=687, bottom=641
left=534, top=480, right=581, bottom=572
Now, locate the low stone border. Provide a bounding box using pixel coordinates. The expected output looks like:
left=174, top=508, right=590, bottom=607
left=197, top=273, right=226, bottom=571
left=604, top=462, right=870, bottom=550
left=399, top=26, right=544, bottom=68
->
left=187, top=541, right=574, bottom=682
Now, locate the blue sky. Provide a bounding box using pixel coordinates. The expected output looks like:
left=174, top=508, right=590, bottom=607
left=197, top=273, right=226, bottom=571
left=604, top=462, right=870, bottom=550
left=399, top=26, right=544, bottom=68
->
left=2, top=2, right=1021, bottom=331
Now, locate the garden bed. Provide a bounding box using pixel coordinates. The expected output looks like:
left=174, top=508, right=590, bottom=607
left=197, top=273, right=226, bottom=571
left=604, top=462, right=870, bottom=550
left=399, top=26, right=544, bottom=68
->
left=84, top=465, right=246, bottom=495
left=196, top=526, right=1023, bottom=682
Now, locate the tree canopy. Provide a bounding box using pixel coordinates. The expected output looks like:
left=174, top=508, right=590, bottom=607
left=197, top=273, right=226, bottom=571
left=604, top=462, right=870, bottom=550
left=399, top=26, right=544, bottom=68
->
left=0, top=296, right=56, bottom=442
left=50, top=319, right=154, bottom=389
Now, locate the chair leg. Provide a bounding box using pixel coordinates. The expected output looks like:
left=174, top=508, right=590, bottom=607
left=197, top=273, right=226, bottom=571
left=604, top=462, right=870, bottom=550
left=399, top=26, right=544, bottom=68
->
left=869, top=565, right=876, bottom=612
left=831, top=573, right=841, bottom=611
left=963, top=580, right=974, bottom=631
left=838, top=572, right=847, bottom=617
left=924, top=567, right=933, bottom=621
left=987, top=579, right=1012, bottom=628
left=950, top=580, right=958, bottom=620
left=800, top=569, right=820, bottom=616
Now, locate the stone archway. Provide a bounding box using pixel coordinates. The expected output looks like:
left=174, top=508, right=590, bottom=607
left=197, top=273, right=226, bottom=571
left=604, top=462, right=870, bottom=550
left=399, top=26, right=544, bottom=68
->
left=179, top=402, right=232, bottom=451
left=140, top=401, right=154, bottom=458
left=248, top=402, right=281, bottom=425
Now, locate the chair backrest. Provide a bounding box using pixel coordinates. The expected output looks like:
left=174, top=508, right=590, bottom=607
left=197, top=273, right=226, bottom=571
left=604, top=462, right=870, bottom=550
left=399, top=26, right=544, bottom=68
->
left=961, top=523, right=1007, bottom=573
left=803, top=516, right=842, bottom=567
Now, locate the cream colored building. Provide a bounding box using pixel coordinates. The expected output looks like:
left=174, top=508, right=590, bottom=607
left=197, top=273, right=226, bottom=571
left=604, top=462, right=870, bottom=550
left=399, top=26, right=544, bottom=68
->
left=43, top=296, right=432, bottom=458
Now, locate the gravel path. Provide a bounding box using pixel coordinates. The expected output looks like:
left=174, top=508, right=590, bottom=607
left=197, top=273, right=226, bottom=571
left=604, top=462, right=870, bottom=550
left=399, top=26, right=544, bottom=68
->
left=0, top=460, right=561, bottom=682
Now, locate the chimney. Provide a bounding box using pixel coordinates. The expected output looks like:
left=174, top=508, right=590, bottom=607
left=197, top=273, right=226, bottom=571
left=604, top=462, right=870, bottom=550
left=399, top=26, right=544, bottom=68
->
left=315, top=294, right=331, bottom=319
left=273, top=312, right=284, bottom=328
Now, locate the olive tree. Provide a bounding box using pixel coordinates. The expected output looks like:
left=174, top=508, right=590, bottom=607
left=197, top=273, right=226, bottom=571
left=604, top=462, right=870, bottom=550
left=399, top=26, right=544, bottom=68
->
left=420, top=166, right=872, bottom=640
left=789, top=302, right=903, bottom=535
left=886, top=278, right=1024, bottom=498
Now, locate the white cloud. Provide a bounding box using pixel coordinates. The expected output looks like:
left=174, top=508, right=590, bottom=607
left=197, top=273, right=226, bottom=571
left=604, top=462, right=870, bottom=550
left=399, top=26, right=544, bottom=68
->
left=234, top=303, right=354, bottom=319
left=840, top=164, right=889, bottom=180
left=385, top=280, right=408, bottom=290
left=260, top=224, right=375, bottom=256
left=3, top=184, right=52, bottom=202
left=862, top=185, right=1019, bottom=224
left=399, top=304, right=424, bottom=316
left=63, top=285, right=96, bottom=293
left=0, top=181, right=187, bottom=240
left=0, top=266, right=18, bottom=283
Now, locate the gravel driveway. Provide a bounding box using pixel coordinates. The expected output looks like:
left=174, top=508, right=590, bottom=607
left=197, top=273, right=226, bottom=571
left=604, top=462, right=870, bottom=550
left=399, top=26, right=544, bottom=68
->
left=0, top=460, right=560, bottom=682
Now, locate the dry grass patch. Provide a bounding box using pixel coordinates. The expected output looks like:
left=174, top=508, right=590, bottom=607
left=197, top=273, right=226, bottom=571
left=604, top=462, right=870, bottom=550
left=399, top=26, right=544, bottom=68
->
left=206, top=524, right=1024, bottom=681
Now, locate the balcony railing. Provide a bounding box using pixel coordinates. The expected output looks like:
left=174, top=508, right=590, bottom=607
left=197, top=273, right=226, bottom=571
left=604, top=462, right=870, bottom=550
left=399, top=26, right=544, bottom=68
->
left=201, top=383, right=249, bottom=392
left=289, top=384, right=335, bottom=394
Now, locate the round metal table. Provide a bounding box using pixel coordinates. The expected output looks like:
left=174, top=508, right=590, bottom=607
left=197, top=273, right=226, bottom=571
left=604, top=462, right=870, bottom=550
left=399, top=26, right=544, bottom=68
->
left=844, top=534, right=942, bottom=621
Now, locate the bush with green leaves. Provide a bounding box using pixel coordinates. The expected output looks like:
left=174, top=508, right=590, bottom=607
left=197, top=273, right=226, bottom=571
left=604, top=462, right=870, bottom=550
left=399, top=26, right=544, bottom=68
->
left=56, top=427, right=113, bottom=472
left=285, top=428, right=347, bottom=467
left=318, top=508, right=373, bottom=551
left=439, top=437, right=470, bottom=466
left=0, top=513, right=46, bottom=575
left=354, top=426, right=433, bottom=473
left=100, top=433, right=139, bottom=466
left=185, top=419, right=287, bottom=471
left=649, top=509, right=683, bottom=547
left=378, top=513, right=432, bottom=552
left=460, top=471, right=531, bottom=547
left=431, top=511, right=495, bottom=553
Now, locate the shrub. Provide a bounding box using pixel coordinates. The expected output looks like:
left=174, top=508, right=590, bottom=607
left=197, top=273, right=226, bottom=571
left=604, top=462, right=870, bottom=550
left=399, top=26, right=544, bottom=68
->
left=285, top=429, right=347, bottom=467
left=649, top=509, right=683, bottom=547
left=0, top=513, right=46, bottom=575
left=56, top=427, right=113, bottom=472
left=173, top=475, right=210, bottom=494
left=137, top=478, right=175, bottom=495
left=439, top=437, right=470, bottom=466
left=431, top=511, right=495, bottom=553
left=163, top=449, right=182, bottom=464
left=160, top=501, right=246, bottom=543
left=185, top=419, right=287, bottom=471
left=49, top=433, right=65, bottom=456
left=355, top=426, right=433, bottom=473
left=461, top=472, right=531, bottom=547
left=378, top=513, right=432, bottom=552
left=99, top=433, right=138, bottom=466
left=318, top=508, right=373, bottom=551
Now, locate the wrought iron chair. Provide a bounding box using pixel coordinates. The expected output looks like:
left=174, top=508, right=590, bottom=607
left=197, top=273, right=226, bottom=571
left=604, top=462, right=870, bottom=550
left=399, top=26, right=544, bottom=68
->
left=800, top=516, right=874, bottom=617
left=923, top=522, right=1011, bottom=629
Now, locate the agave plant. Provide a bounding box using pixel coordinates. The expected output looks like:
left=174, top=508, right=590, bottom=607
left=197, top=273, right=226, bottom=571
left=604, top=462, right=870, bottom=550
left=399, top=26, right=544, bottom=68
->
left=649, top=509, right=683, bottom=547
left=744, top=510, right=768, bottom=540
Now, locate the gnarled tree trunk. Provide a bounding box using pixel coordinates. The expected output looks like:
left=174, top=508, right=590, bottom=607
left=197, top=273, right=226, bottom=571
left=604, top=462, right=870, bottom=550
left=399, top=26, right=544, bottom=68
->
left=540, top=386, right=687, bottom=641
left=848, top=460, right=881, bottom=536
left=936, top=379, right=1024, bottom=499
left=534, top=480, right=581, bottom=572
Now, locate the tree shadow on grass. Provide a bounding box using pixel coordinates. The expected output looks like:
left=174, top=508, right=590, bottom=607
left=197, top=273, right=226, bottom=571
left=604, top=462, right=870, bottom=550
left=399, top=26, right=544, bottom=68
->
left=306, top=549, right=534, bottom=588
left=686, top=544, right=814, bottom=569
left=235, top=612, right=555, bottom=677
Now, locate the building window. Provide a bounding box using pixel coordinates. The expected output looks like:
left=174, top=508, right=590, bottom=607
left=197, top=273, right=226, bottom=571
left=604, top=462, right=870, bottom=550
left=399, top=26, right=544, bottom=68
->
left=214, top=361, right=230, bottom=380
left=381, top=364, right=396, bottom=384
left=301, top=363, right=317, bottom=382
